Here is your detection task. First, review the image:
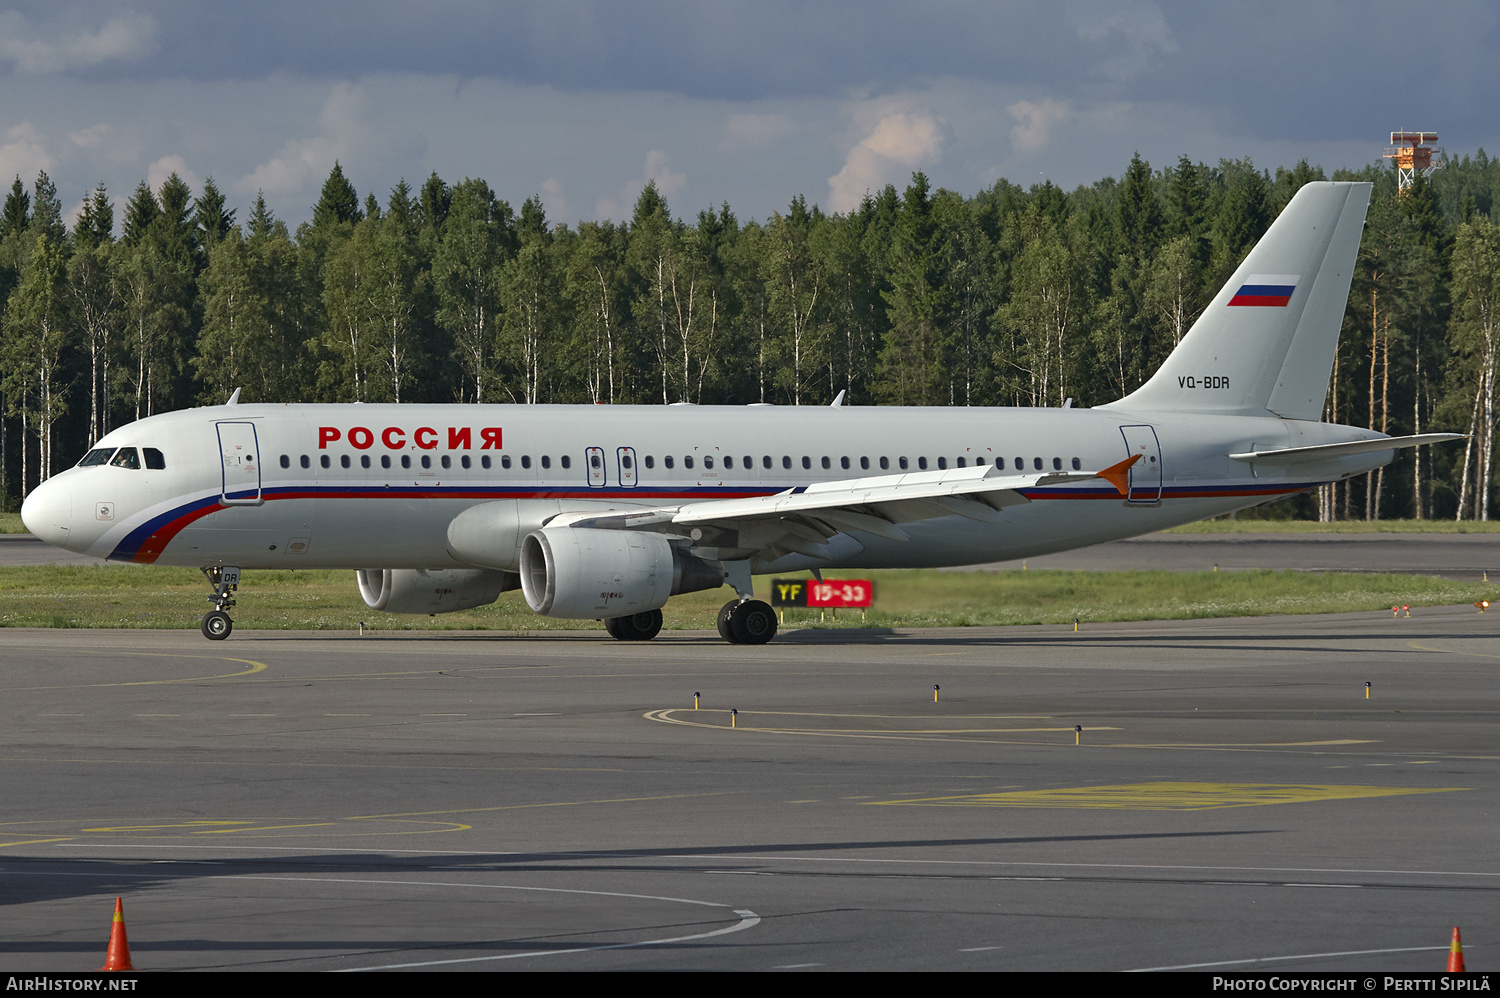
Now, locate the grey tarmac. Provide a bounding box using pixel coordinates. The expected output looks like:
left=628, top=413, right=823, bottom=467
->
left=0, top=605, right=1496, bottom=972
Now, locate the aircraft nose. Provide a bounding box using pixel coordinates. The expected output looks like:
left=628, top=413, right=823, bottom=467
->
left=20, top=477, right=73, bottom=548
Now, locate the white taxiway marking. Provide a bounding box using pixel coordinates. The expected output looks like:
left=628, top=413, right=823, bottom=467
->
left=1129, top=944, right=1452, bottom=972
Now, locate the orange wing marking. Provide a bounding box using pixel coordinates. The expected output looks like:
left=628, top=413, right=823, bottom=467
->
left=1097, top=454, right=1142, bottom=496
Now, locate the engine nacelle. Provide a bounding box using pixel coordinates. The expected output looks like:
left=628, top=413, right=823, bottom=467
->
left=356, top=568, right=518, bottom=615
left=519, top=526, right=725, bottom=619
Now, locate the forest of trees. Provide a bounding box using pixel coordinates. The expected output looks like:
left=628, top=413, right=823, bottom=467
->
left=4, top=150, right=1500, bottom=520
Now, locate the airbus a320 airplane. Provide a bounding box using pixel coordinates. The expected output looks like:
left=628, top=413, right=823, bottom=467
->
left=21, top=182, right=1459, bottom=644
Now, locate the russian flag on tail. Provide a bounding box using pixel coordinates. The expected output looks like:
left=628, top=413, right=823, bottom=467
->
left=1229, top=274, right=1299, bottom=307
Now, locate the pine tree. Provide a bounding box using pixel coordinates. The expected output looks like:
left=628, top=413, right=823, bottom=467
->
left=193, top=177, right=235, bottom=247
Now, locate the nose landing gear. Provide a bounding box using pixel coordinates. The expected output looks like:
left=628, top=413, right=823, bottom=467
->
left=200, top=565, right=239, bottom=640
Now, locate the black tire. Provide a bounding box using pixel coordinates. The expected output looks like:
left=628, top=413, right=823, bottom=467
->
left=606, top=609, right=662, bottom=641
left=716, top=600, right=739, bottom=641
left=729, top=600, right=777, bottom=645
left=623, top=609, right=662, bottom=641
left=201, top=611, right=233, bottom=641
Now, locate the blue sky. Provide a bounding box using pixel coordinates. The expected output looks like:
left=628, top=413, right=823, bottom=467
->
left=1, top=1, right=1495, bottom=228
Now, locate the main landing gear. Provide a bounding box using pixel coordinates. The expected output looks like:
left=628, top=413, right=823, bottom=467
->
left=200, top=565, right=240, bottom=641
left=717, top=599, right=777, bottom=645
left=601, top=601, right=778, bottom=644
left=604, top=608, right=663, bottom=641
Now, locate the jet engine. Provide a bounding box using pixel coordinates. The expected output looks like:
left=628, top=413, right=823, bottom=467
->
left=519, top=526, right=725, bottom=619
left=356, top=568, right=518, bottom=614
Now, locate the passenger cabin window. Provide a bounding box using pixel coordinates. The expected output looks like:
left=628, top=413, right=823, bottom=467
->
left=1053, top=457, right=1063, bottom=470
left=664, top=456, right=674, bottom=469
left=341, top=455, right=351, bottom=469
left=521, top=455, right=531, bottom=469
left=421, top=455, right=431, bottom=469
left=381, top=455, right=391, bottom=469
left=541, top=456, right=551, bottom=470
left=442, top=455, right=451, bottom=469
left=723, top=456, right=733, bottom=469
left=300, top=455, right=311, bottom=469
left=401, top=455, right=411, bottom=469
left=362, top=455, right=371, bottom=469
left=899, top=457, right=909, bottom=470
left=79, top=448, right=116, bottom=467
left=918, top=457, right=928, bottom=470
left=110, top=448, right=141, bottom=469
left=501, top=455, right=511, bottom=469
left=280, top=454, right=290, bottom=469
left=1033, top=457, right=1043, bottom=470
left=480, top=455, right=490, bottom=469
left=684, top=456, right=694, bottom=469
left=1072, top=457, right=1081, bottom=470
left=320, top=455, right=330, bottom=469
left=937, top=457, right=947, bottom=470
left=644, top=455, right=655, bottom=469
left=782, top=456, right=791, bottom=469
left=879, top=457, right=889, bottom=470
left=703, top=456, right=713, bottom=469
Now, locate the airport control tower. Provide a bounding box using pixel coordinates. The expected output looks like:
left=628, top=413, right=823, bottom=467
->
left=1383, top=131, right=1443, bottom=193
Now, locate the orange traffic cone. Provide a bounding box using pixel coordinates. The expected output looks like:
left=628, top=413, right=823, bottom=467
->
left=1447, top=926, right=1465, bottom=973
left=99, top=897, right=134, bottom=971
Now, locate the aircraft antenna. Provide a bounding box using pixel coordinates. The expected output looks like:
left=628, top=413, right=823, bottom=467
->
left=1383, top=131, right=1443, bottom=194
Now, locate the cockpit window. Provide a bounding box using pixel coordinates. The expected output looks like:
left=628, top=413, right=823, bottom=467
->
left=109, top=447, right=141, bottom=469
left=144, top=448, right=166, bottom=470
left=78, top=447, right=115, bottom=467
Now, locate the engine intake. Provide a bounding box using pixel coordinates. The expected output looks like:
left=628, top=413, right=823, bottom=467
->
left=520, top=526, right=725, bottom=619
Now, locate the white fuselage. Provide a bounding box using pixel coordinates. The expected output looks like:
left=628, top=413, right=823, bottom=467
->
left=21, top=400, right=1392, bottom=575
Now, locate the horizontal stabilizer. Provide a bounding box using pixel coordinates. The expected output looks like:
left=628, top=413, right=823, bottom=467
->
left=1228, top=433, right=1465, bottom=464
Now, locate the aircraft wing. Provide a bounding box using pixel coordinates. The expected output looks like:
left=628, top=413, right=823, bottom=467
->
left=553, top=455, right=1139, bottom=562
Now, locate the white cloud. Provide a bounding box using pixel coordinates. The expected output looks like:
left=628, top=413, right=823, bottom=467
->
left=238, top=83, right=370, bottom=196
left=0, top=122, right=54, bottom=184
left=147, top=154, right=201, bottom=196
left=0, top=11, right=156, bottom=74
left=1008, top=98, right=1071, bottom=155
left=827, top=110, right=945, bottom=213
left=644, top=149, right=686, bottom=198
left=540, top=177, right=567, bottom=223
left=67, top=123, right=111, bottom=150
left=721, top=113, right=794, bottom=151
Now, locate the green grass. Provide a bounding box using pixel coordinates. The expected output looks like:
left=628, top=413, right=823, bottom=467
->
left=0, top=563, right=1492, bottom=633
left=0, top=513, right=25, bottom=534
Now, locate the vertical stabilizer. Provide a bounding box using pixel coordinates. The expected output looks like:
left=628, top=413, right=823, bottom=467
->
left=1104, top=181, right=1371, bottom=420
